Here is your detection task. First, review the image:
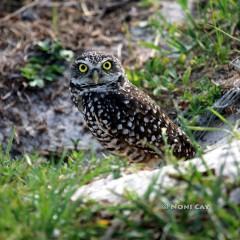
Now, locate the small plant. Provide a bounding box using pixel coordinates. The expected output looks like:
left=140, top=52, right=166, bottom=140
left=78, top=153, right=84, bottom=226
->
left=129, top=0, right=239, bottom=123
left=0, top=143, right=239, bottom=239
left=182, top=77, right=221, bottom=122
left=21, top=40, right=73, bottom=88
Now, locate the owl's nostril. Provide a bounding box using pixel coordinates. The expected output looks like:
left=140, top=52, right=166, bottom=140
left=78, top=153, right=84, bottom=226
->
left=91, top=68, right=99, bottom=73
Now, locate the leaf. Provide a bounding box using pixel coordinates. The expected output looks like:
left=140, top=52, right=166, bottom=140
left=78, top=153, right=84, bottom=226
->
left=60, top=50, right=74, bottom=61
left=45, top=75, right=54, bottom=81
left=37, top=40, right=50, bottom=52
left=21, top=65, right=36, bottom=80
left=139, top=41, right=161, bottom=51
left=29, top=78, right=45, bottom=88
left=182, top=67, right=191, bottom=86
left=177, top=0, right=188, bottom=10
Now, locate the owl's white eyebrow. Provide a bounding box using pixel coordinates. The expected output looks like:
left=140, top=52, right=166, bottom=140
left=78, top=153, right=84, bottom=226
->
left=75, top=59, right=88, bottom=64
left=101, top=58, right=111, bottom=63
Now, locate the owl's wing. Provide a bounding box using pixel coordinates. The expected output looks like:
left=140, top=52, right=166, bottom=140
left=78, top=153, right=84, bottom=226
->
left=110, top=83, right=195, bottom=159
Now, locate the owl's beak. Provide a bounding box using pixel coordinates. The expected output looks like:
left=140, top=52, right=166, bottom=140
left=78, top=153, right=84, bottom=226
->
left=92, top=69, right=100, bottom=84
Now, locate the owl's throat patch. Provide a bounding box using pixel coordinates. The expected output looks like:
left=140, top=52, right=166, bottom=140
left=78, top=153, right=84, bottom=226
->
left=70, top=81, right=107, bottom=91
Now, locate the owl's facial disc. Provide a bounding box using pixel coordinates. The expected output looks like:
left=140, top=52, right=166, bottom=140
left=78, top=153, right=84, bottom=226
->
left=70, top=51, right=125, bottom=92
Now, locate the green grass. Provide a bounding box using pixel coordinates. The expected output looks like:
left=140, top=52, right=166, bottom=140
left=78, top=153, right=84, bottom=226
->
left=1, top=0, right=240, bottom=239
left=0, top=145, right=239, bottom=239
left=128, top=0, right=240, bottom=124
left=0, top=145, right=127, bottom=239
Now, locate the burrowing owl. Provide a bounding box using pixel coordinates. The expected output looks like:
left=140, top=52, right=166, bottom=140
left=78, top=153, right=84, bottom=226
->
left=70, top=50, right=195, bottom=165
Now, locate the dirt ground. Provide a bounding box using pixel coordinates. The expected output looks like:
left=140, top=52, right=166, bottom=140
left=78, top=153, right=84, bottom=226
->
left=2, top=0, right=238, bottom=156
left=0, top=0, right=165, bottom=155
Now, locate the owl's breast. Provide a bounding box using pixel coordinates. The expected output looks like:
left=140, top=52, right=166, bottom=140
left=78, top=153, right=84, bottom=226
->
left=82, top=91, right=119, bottom=140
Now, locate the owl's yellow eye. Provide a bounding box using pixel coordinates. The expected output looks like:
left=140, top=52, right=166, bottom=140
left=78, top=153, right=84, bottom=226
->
left=79, top=64, right=88, bottom=73
left=102, top=61, right=112, bottom=71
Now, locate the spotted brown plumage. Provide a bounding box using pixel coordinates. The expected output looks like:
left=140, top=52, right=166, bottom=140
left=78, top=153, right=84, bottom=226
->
left=70, top=50, right=195, bottom=165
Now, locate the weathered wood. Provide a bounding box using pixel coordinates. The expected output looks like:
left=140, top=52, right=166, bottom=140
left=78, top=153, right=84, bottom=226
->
left=71, top=140, right=240, bottom=203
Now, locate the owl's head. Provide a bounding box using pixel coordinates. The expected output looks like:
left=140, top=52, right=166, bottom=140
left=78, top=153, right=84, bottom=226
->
left=70, top=50, right=125, bottom=92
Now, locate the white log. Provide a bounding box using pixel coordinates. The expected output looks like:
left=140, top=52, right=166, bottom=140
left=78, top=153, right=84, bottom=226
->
left=71, top=140, right=240, bottom=203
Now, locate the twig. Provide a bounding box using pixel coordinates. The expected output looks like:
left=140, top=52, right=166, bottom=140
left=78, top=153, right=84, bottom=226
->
left=102, top=0, right=140, bottom=16
left=80, top=0, right=93, bottom=16
left=0, top=0, right=40, bottom=23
